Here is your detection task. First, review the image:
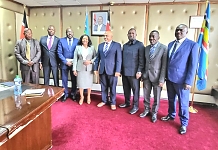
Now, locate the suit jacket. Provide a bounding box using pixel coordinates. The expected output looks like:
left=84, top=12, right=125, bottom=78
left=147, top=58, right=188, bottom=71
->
left=94, top=41, right=122, bottom=75
left=122, top=40, right=144, bottom=76
left=40, top=35, right=59, bottom=67
left=167, top=38, right=199, bottom=85
left=57, top=37, right=79, bottom=69
left=73, top=45, right=96, bottom=71
left=94, top=24, right=106, bottom=31
left=14, top=38, right=41, bottom=72
left=142, top=42, right=168, bottom=83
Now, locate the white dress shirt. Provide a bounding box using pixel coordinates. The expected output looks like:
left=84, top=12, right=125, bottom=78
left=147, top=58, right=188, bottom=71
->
left=169, top=37, right=186, bottom=58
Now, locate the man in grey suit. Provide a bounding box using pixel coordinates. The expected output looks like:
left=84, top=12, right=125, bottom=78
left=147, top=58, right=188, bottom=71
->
left=119, top=28, right=144, bottom=115
left=94, top=16, right=106, bottom=32
left=140, top=30, right=167, bottom=123
left=39, top=25, right=59, bottom=86
left=14, top=28, right=41, bottom=84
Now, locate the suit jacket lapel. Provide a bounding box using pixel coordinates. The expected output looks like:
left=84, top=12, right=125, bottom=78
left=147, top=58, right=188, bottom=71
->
left=170, top=39, right=188, bottom=61
left=105, top=41, right=114, bottom=57
left=50, top=36, right=58, bottom=50
left=174, top=39, right=187, bottom=55
left=150, top=44, right=161, bottom=60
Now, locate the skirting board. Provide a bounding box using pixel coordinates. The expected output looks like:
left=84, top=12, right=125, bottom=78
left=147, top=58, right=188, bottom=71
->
left=39, top=78, right=217, bottom=105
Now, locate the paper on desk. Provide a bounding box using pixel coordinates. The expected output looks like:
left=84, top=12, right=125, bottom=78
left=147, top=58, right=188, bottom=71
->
left=21, top=88, right=45, bottom=96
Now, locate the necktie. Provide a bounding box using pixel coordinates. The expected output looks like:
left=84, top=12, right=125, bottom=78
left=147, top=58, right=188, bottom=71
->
left=170, top=41, right=178, bottom=60
left=69, top=39, right=72, bottom=49
left=48, top=36, right=52, bottom=50
left=149, top=46, right=155, bottom=60
left=103, top=43, right=109, bottom=56
left=98, top=25, right=101, bottom=31
left=26, top=41, right=31, bottom=60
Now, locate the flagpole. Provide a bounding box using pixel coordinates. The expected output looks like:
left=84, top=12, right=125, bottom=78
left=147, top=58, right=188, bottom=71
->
left=189, top=0, right=209, bottom=113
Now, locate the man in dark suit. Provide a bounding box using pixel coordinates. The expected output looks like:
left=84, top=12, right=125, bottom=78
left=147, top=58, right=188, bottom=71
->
left=94, top=31, right=122, bottom=110
left=161, top=24, right=199, bottom=134
left=39, top=25, right=59, bottom=86
left=94, top=16, right=106, bottom=32
left=14, top=28, right=41, bottom=84
left=119, top=28, right=144, bottom=114
left=57, top=28, right=79, bottom=102
left=141, top=30, right=167, bottom=123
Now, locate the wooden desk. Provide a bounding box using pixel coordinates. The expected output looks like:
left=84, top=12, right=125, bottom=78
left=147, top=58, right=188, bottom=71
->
left=0, top=84, right=64, bottom=150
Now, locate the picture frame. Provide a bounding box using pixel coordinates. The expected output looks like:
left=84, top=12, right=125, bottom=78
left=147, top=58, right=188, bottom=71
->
left=189, top=16, right=204, bottom=29
left=91, top=10, right=108, bottom=36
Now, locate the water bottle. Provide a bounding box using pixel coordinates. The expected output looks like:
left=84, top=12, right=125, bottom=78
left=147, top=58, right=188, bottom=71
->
left=14, top=75, right=22, bottom=109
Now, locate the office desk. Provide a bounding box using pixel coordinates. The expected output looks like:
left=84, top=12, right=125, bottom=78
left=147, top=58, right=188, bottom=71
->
left=0, top=84, right=64, bottom=150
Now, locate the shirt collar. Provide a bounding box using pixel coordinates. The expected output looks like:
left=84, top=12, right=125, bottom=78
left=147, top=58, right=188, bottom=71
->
left=106, top=40, right=112, bottom=44
left=151, top=42, right=159, bottom=48
left=48, top=35, right=54, bottom=39
left=177, top=37, right=186, bottom=43
left=128, top=39, right=136, bottom=45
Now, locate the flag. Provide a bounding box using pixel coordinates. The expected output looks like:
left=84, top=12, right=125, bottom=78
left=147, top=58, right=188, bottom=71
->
left=94, top=13, right=96, bottom=25
left=196, top=2, right=210, bottom=90
left=84, top=8, right=90, bottom=35
left=20, top=10, right=28, bottom=39
left=106, top=10, right=111, bottom=31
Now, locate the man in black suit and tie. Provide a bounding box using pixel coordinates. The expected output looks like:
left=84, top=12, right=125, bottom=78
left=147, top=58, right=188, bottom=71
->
left=119, top=28, right=144, bottom=114
left=39, top=25, right=59, bottom=86
left=141, top=30, right=167, bottom=123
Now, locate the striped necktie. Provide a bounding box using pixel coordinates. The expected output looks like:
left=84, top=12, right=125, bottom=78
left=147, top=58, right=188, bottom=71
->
left=149, top=46, right=155, bottom=60
left=170, top=41, right=178, bottom=60
left=103, top=42, right=109, bottom=56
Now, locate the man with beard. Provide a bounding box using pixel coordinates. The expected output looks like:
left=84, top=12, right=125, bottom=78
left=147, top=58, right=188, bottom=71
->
left=40, top=25, right=60, bottom=86
left=57, top=28, right=79, bottom=102
left=161, top=24, right=199, bottom=134
left=119, top=28, right=144, bottom=114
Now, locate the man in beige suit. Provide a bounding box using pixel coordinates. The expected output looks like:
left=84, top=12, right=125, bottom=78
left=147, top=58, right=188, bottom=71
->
left=14, top=28, right=41, bottom=84
left=140, top=30, right=167, bottom=123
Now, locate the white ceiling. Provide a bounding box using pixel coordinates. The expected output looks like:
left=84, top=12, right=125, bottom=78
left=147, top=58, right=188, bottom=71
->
left=12, top=0, right=210, bottom=7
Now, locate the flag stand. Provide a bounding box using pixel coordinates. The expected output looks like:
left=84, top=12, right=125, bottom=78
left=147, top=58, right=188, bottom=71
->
left=189, top=75, right=198, bottom=113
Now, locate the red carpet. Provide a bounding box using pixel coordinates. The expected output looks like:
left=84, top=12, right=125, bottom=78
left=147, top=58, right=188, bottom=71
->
left=51, top=92, right=218, bottom=150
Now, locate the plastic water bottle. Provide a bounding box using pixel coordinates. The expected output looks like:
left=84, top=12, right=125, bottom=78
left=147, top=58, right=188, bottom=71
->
left=14, top=75, right=22, bottom=109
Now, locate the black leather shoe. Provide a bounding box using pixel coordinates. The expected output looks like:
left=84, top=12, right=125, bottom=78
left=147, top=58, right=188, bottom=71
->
left=119, top=103, right=130, bottom=108
left=161, top=115, right=174, bottom=121
left=71, top=95, right=77, bottom=101
left=179, top=126, right=187, bottom=134
left=129, top=107, right=139, bottom=114
left=61, top=95, right=68, bottom=102
left=139, top=110, right=150, bottom=118
left=151, top=114, right=157, bottom=123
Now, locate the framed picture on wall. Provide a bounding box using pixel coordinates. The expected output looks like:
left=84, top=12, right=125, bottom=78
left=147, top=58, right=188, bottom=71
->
left=189, top=16, right=204, bottom=29
left=91, top=10, right=108, bottom=36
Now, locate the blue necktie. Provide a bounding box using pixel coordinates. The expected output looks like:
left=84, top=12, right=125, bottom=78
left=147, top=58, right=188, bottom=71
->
left=149, top=46, right=155, bottom=60
left=103, top=43, right=108, bottom=56
left=170, top=41, right=178, bottom=60
left=69, top=39, right=72, bottom=50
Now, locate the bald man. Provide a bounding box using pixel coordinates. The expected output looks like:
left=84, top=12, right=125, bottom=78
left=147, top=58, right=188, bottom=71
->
left=94, top=31, right=122, bottom=110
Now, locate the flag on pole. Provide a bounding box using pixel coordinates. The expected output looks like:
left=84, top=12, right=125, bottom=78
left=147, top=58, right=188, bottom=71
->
left=106, top=10, right=111, bottom=31
left=84, top=7, right=90, bottom=36
left=196, top=2, right=210, bottom=90
left=20, top=9, right=28, bottom=39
